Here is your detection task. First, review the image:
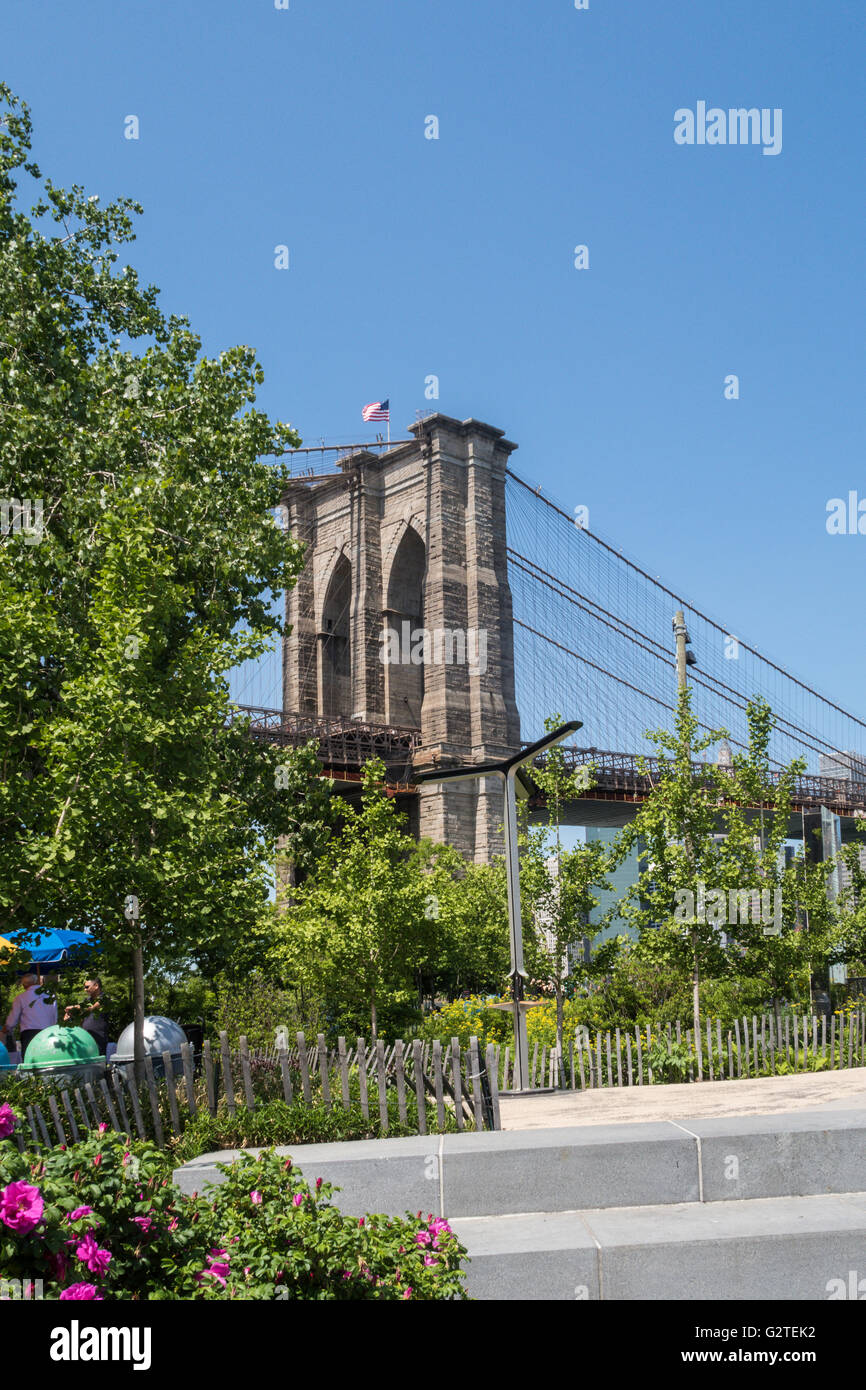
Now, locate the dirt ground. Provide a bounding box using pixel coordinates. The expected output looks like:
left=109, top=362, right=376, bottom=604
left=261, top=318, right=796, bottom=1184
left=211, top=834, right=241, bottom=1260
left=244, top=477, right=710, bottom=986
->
left=498, top=1066, right=866, bottom=1130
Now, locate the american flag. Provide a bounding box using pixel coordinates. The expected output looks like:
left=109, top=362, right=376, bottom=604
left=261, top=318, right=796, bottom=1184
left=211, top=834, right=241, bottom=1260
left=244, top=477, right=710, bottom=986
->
left=361, top=399, right=390, bottom=423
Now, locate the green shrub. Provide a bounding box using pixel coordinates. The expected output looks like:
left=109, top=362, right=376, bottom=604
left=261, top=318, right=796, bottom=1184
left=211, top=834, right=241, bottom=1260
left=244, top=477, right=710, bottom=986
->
left=168, top=1095, right=456, bottom=1165
left=0, top=1118, right=468, bottom=1300
left=0, top=1128, right=198, bottom=1299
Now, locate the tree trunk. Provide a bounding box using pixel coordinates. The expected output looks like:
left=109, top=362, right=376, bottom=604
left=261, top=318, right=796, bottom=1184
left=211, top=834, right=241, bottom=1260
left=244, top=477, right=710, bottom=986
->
left=556, top=982, right=564, bottom=1059
left=370, top=987, right=377, bottom=1042
left=692, top=925, right=701, bottom=1077
left=132, top=937, right=146, bottom=1085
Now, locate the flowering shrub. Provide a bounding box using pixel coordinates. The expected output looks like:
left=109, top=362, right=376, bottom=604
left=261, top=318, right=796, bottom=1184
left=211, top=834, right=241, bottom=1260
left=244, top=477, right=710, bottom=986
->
left=0, top=1115, right=468, bottom=1300
left=182, top=1151, right=468, bottom=1301
left=0, top=1129, right=204, bottom=1298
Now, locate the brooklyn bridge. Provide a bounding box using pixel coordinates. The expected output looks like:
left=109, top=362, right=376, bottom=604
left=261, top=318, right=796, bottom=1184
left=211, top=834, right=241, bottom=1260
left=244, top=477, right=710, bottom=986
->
left=228, top=413, right=866, bottom=860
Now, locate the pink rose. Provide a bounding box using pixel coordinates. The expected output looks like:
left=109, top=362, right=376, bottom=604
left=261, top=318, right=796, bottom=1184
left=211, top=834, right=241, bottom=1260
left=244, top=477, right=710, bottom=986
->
left=250, top=1190, right=262, bottom=1205
left=0, top=1103, right=17, bottom=1139
left=98, top=1123, right=109, bottom=1133
left=92, top=1154, right=102, bottom=1168
left=67, top=1206, right=93, bottom=1223
left=60, top=1283, right=104, bottom=1301
left=0, top=1181, right=43, bottom=1234
left=75, top=1232, right=111, bottom=1277
left=292, top=1193, right=303, bottom=1207
left=197, top=1249, right=230, bottom=1287
left=132, top=1216, right=153, bottom=1234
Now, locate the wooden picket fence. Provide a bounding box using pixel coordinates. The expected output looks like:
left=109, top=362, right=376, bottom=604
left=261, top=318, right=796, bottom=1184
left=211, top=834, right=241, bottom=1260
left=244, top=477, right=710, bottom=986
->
left=4, top=1030, right=501, bottom=1152
left=481, top=1008, right=866, bottom=1091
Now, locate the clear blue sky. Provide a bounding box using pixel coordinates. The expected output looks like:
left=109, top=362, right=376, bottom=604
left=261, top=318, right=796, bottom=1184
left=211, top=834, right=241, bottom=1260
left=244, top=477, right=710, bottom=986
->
left=4, top=0, right=865, bottom=714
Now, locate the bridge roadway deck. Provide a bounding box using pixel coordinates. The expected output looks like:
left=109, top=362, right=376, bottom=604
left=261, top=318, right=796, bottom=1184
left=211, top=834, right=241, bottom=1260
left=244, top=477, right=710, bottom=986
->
left=498, top=1066, right=866, bottom=1130
left=232, top=708, right=866, bottom=826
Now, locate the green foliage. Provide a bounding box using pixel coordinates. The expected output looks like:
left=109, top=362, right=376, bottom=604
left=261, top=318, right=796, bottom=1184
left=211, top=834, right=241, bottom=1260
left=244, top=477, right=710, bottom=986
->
left=0, top=1130, right=197, bottom=1298
left=167, top=1089, right=460, bottom=1165
left=273, top=761, right=435, bottom=1039
left=518, top=714, right=613, bottom=1052
left=183, top=1150, right=468, bottom=1301
left=209, top=971, right=301, bottom=1050
left=0, top=84, right=342, bottom=1027
left=0, top=1126, right=468, bottom=1300
left=419, top=996, right=513, bottom=1049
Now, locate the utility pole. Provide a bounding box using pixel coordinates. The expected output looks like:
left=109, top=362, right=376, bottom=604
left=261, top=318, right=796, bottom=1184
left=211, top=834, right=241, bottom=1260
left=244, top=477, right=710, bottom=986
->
left=672, top=610, right=703, bottom=1079
left=673, top=609, right=688, bottom=697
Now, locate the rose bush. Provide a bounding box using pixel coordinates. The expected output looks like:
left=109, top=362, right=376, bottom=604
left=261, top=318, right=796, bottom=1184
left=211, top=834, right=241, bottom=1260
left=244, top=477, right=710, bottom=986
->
left=0, top=1112, right=468, bottom=1300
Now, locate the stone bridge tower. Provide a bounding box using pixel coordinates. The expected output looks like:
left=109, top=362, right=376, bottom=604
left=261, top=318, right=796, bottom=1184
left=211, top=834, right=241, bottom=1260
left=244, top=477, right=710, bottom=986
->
left=281, top=414, right=522, bottom=861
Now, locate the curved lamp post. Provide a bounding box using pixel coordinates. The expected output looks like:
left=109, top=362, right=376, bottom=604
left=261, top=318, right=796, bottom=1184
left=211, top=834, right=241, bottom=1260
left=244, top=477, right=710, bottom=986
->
left=414, top=720, right=582, bottom=1093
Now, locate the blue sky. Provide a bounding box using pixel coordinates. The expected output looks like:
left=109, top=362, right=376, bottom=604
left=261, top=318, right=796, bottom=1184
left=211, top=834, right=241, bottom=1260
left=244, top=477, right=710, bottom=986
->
left=4, top=0, right=865, bottom=714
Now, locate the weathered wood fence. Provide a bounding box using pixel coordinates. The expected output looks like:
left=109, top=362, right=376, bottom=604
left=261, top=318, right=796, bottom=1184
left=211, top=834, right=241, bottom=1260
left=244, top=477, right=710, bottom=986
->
left=5, top=1030, right=501, bottom=1151
left=485, top=1009, right=866, bottom=1091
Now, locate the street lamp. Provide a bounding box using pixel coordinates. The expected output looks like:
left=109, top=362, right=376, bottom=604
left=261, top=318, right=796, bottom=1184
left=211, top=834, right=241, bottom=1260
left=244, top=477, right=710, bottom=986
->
left=414, top=720, right=582, bottom=1093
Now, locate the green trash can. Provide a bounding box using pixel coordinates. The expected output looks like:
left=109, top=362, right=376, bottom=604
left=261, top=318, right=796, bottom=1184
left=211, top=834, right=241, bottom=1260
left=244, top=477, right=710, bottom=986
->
left=17, top=1025, right=105, bottom=1086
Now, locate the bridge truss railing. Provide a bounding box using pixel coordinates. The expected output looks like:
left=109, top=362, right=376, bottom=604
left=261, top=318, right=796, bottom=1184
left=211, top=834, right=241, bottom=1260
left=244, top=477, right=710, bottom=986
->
left=229, top=706, right=422, bottom=778
left=555, top=748, right=866, bottom=815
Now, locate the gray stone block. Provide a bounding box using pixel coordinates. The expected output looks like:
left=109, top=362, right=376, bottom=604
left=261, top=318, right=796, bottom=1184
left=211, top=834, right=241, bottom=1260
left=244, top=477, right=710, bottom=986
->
left=174, top=1135, right=440, bottom=1218
left=678, top=1110, right=866, bottom=1202
left=586, top=1191, right=866, bottom=1300
left=451, top=1211, right=600, bottom=1301
left=441, top=1123, right=699, bottom=1216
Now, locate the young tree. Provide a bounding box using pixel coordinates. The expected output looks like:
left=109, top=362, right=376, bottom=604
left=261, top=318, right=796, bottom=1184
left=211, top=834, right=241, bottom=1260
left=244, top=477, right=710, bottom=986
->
left=275, top=760, right=432, bottom=1040
left=617, top=691, right=807, bottom=1064
left=519, top=716, right=611, bottom=1057
left=413, top=842, right=511, bottom=1003
left=0, top=85, right=311, bottom=1072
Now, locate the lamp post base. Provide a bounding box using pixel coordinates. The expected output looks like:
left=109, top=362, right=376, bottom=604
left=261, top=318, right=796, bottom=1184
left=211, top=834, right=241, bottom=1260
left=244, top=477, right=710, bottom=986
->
left=499, top=1087, right=558, bottom=1098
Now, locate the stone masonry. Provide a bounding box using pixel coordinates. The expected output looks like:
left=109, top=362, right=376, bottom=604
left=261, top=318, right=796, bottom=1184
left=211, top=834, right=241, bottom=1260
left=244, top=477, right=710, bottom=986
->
left=281, top=414, right=522, bottom=861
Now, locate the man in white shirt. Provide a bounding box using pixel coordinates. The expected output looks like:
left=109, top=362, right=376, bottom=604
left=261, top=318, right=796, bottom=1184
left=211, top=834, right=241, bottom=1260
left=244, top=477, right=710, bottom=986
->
left=4, top=972, right=57, bottom=1056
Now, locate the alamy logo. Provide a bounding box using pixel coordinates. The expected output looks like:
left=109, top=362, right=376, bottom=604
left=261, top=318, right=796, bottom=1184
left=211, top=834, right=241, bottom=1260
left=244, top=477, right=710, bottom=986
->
left=0, top=1278, right=43, bottom=1299
left=826, top=1271, right=866, bottom=1299
left=674, top=103, right=782, bottom=156
left=0, top=497, right=44, bottom=544
left=50, top=1321, right=152, bottom=1370
left=826, top=493, right=866, bottom=535
left=380, top=621, right=488, bottom=675
left=674, top=885, right=782, bottom=935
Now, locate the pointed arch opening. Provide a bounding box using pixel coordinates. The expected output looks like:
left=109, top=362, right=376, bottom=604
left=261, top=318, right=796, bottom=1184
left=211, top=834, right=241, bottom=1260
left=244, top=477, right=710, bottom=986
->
left=320, top=554, right=351, bottom=718
left=385, top=527, right=426, bottom=727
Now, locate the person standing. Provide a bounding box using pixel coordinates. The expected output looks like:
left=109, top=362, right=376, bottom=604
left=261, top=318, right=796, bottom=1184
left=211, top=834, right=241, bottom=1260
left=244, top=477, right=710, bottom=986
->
left=64, top=977, right=108, bottom=1055
left=4, top=972, right=57, bottom=1056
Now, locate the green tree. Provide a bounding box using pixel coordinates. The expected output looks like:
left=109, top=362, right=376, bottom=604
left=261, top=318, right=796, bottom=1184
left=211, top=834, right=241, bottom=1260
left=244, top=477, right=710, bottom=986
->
left=413, top=842, right=511, bottom=1002
left=275, top=760, right=432, bottom=1039
left=617, top=692, right=808, bottom=1063
left=0, top=85, right=313, bottom=1071
left=520, top=716, right=610, bottom=1056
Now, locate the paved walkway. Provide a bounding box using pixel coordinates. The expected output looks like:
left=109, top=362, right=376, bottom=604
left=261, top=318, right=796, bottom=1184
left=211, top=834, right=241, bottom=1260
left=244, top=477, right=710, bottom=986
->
left=498, top=1066, right=866, bottom=1130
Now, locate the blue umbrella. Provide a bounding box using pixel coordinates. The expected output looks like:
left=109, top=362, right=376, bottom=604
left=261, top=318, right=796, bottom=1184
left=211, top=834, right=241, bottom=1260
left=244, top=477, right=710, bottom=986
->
left=4, top=929, right=97, bottom=965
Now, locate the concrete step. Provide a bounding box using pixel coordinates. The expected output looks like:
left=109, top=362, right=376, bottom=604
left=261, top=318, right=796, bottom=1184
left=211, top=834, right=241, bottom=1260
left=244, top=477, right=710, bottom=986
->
left=175, top=1107, right=866, bottom=1216
left=451, top=1191, right=866, bottom=1300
